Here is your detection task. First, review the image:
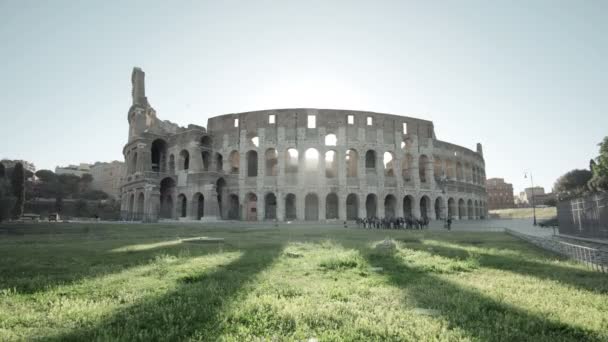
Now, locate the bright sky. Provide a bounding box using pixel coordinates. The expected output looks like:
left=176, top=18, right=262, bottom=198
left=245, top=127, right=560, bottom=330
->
left=1, top=1, right=607, bottom=194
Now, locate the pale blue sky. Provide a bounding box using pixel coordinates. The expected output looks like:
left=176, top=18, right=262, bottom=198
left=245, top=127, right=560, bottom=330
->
left=1, top=0, right=606, bottom=194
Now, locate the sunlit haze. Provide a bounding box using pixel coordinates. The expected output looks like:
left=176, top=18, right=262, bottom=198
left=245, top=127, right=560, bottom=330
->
left=1, top=1, right=607, bottom=194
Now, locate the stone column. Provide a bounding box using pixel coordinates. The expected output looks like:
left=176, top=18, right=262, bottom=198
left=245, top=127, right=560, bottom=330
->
left=359, top=194, right=367, bottom=218
left=257, top=192, right=265, bottom=221
left=318, top=193, right=326, bottom=221
left=396, top=195, right=404, bottom=217
left=412, top=196, right=421, bottom=219
left=296, top=191, right=304, bottom=221
left=277, top=192, right=285, bottom=221
left=145, top=185, right=160, bottom=223
left=338, top=193, right=347, bottom=221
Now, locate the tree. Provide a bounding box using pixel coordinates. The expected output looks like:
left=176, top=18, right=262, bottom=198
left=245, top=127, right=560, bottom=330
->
left=0, top=172, right=15, bottom=221
left=35, top=170, right=56, bottom=183
left=589, top=137, right=608, bottom=191
left=0, top=163, right=5, bottom=178
left=11, top=163, right=25, bottom=219
left=81, top=190, right=110, bottom=201
left=80, top=173, right=94, bottom=193
left=554, top=169, right=593, bottom=200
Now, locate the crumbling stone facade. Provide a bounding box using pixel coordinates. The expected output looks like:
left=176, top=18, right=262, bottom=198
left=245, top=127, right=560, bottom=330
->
left=121, top=67, right=487, bottom=222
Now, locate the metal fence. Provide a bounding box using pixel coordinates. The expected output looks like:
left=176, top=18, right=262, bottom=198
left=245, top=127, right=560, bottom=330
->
left=505, top=228, right=607, bottom=273
left=557, top=192, right=608, bottom=240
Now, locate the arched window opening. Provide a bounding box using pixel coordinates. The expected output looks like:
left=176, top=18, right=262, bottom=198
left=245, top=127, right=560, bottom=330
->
left=304, top=148, right=319, bottom=172
left=179, top=150, right=190, bottom=170
left=227, top=194, right=239, bottom=220
left=216, top=178, right=226, bottom=219
left=285, top=194, right=296, bottom=220
left=246, top=150, right=258, bottom=177
left=384, top=195, right=396, bottom=218
left=448, top=198, right=456, bottom=219
left=434, top=157, right=443, bottom=181
left=194, top=193, right=204, bottom=220
left=159, top=177, right=175, bottom=219
left=151, top=139, right=168, bottom=172
left=265, top=149, right=278, bottom=176
left=366, top=194, right=377, bottom=218
left=435, top=197, right=444, bottom=220
left=326, top=193, right=339, bottom=219
left=403, top=196, right=413, bottom=218
left=305, top=193, right=319, bottom=221
left=324, top=134, right=337, bottom=146
left=467, top=199, right=474, bottom=219
left=325, top=150, right=337, bottom=178
left=365, top=150, right=376, bottom=170
left=201, top=151, right=211, bottom=171
left=177, top=194, right=187, bottom=218
left=229, top=151, right=240, bottom=174
left=285, top=148, right=299, bottom=174
left=383, top=152, right=395, bottom=177
left=346, top=194, right=358, bottom=220
left=420, top=196, right=430, bottom=219
left=345, top=149, right=358, bottom=177
left=265, top=193, right=277, bottom=220
left=131, top=152, right=138, bottom=174
left=458, top=199, right=465, bottom=219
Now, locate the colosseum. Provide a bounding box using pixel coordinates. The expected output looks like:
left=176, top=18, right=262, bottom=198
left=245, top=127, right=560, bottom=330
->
left=121, top=67, right=488, bottom=222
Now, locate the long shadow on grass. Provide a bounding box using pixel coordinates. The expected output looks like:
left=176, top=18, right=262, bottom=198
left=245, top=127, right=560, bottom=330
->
left=45, top=242, right=284, bottom=341
left=402, top=241, right=608, bottom=294
left=361, top=247, right=602, bottom=341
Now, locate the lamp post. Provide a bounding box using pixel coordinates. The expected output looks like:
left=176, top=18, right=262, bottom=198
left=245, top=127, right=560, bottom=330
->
left=524, top=171, right=537, bottom=226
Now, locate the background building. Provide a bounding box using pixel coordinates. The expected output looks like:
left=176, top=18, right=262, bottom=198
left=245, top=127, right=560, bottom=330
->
left=517, top=186, right=556, bottom=206
left=485, top=178, right=514, bottom=210
left=90, top=161, right=126, bottom=199
left=55, top=163, right=91, bottom=177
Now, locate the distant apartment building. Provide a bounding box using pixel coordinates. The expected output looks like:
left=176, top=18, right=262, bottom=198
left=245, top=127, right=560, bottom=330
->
left=89, top=161, right=125, bottom=199
left=518, top=187, right=556, bottom=206
left=486, top=178, right=514, bottom=210
left=55, top=163, right=92, bottom=177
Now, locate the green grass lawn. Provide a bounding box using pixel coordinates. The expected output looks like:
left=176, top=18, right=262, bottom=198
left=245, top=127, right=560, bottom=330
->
left=490, top=207, right=557, bottom=219
left=0, top=223, right=606, bottom=341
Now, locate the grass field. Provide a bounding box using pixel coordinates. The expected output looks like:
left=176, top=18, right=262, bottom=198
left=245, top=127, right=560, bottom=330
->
left=0, top=223, right=606, bottom=341
left=490, top=207, right=557, bottom=219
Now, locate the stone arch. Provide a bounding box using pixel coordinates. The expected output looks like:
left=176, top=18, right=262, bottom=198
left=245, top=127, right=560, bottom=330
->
left=177, top=193, right=187, bottom=218
left=159, top=177, right=176, bottom=219
left=229, top=150, right=240, bottom=174
left=227, top=194, right=239, bottom=220
left=419, top=155, right=429, bottom=183
left=179, top=150, right=190, bottom=170
left=402, top=153, right=413, bottom=182
left=467, top=199, right=474, bottom=219
left=448, top=197, right=456, bottom=218
left=326, top=193, right=339, bottom=219
left=346, top=193, right=359, bottom=220
left=245, top=192, right=257, bottom=221
left=136, top=192, right=144, bottom=220
left=458, top=198, right=465, bottom=219
left=265, top=148, right=278, bottom=176
left=366, top=194, right=377, bottom=218
left=216, top=177, right=227, bottom=218
left=215, top=153, right=223, bottom=172
left=324, top=133, right=337, bottom=146
left=365, top=150, right=376, bottom=172
left=169, top=154, right=175, bottom=173
left=403, top=195, right=414, bottom=217
left=325, top=150, right=337, bottom=178
left=201, top=151, right=211, bottom=171
left=435, top=196, right=445, bottom=220
left=304, top=148, right=319, bottom=172
left=246, top=150, right=258, bottom=177
left=285, top=193, right=297, bottom=220
left=305, top=193, right=319, bottom=221
left=193, top=192, right=204, bottom=220
left=264, top=192, right=277, bottom=220
left=383, top=152, right=395, bottom=177
left=151, top=139, right=168, bottom=172
left=384, top=194, right=396, bottom=218
left=420, top=195, right=431, bottom=219
left=285, top=148, right=299, bottom=174
left=345, top=149, right=358, bottom=177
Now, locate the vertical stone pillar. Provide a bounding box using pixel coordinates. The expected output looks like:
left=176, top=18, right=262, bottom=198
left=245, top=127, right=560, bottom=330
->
left=396, top=195, right=404, bottom=217
left=145, top=185, right=160, bottom=223
left=359, top=194, right=367, bottom=219
left=296, top=192, right=304, bottom=221
left=257, top=192, right=265, bottom=221
left=202, top=184, right=220, bottom=221
left=277, top=192, right=285, bottom=221
left=412, top=196, right=421, bottom=219
left=338, top=193, right=347, bottom=221
left=318, top=194, right=326, bottom=221
left=378, top=194, right=385, bottom=218
left=427, top=156, right=435, bottom=190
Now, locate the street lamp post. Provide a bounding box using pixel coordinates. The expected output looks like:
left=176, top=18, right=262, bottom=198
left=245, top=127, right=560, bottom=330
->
left=525, top=171, right=537, bottom=226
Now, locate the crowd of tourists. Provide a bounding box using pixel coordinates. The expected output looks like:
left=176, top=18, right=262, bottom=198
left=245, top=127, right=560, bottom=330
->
left=354, top=216, right=453, bottom=230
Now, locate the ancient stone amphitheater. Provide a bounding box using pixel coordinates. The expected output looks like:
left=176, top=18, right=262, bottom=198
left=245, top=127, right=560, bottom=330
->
left=121, top=68, right=487, bottom=222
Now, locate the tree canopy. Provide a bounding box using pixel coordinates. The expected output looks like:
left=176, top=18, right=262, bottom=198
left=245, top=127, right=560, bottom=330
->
left=11, top=163, right=25, bottom=219
left=554, top=169, right=592, bottom=200
left=589, top=136, right=608, bottom=192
